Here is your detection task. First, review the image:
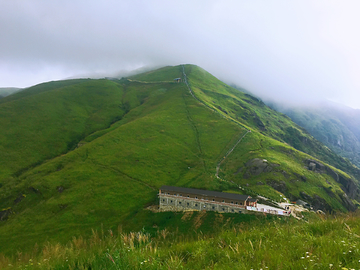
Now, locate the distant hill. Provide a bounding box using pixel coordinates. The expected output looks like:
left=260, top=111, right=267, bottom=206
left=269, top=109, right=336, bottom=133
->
left=0, top=65, right=359, bottom=254
left=270, top=101, right=360, bottom=168
left=0, top=87, right=21, bottom=98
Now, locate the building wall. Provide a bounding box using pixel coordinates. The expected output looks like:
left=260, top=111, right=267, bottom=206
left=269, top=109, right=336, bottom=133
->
left=160, top=191, right=248, bottom=206
left=159, top=195, right=248, bottom=214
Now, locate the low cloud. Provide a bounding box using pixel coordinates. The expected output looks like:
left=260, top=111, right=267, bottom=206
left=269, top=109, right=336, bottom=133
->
left=1, top=0, right=360, bottom=108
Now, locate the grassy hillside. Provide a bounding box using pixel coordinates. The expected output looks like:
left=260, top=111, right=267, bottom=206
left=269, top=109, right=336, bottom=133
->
left=1, top=212, right=360, bottom=270
left=272, top=102, right=360, bottom=169
left=0, top=65, right=359, bottom=255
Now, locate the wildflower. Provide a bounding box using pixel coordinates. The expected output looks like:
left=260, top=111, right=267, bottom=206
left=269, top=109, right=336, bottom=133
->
left=329, top=264, right=333, bottom=267
left=301, top=257, right=305, bottom=259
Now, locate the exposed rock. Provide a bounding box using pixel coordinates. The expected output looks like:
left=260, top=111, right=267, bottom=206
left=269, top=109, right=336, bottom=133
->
left=312, top=195, right=332, bottom=213
left=282, top=171, right=290, bottom=178
left=305, top=159, right=325, bottom=173
left=256, top=181, right=264, bottom=185
left=57, top=186, right=65, bottom=193
left=322, top=187, right=336, bottom=198
left=267, top=179, right=288, bottom=193
left=296, top=199, right=310, bottom=208
left=253, top=115, right=266, bottom=131
left=308, top=162, right=317, bottom=171
left=293, top=173, right=307, bottom=182
left=304, top=157, right=360, bottom=211
left=340, top=193, right=357, bottom=212
left=243, top=158, right=278, bottom=176
left=299, top=191, right=332, bottom=212
left=325, top=167, right=360, bottom=201
left=0, top=208, right=12, bottom=221
left=300, top=191, right=312, bottom=202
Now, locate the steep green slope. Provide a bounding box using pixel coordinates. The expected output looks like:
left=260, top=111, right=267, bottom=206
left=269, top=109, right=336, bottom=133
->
left=0, top=65, right=359, bottom=254
left=184, top=65, right=360, bottom=210
left=272, top=102, right=360, bottom=168
left=0, top=68, right=244, bottom=253
left=0, top=79, right=128, bottom=180
left=186, top=66, right=360, bottom=180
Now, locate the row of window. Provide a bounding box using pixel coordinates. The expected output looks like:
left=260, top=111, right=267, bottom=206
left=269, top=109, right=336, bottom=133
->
left=162, top=193, right=243, bottom=205
left=161, top=199, right=242, bottom=213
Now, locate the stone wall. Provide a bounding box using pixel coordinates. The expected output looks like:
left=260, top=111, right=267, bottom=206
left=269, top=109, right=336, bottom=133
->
left=159, top=195, right=248, bottom=214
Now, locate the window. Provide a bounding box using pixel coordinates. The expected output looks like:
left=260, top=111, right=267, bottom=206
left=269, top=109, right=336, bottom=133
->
left=238, top=210, right=242, bottom=213
left=187, top=195, right=190, bottom=198
left=162, top=199, right=165, bottom=202
left=231, top=209, right=234, bottom=212
left=203, top=205, right=206, bottom=208
left=195, top=196, right=198, bottom=199
left=212, top=206, right=215, bottom=210
left=187, top=202, right=189, bottom=206
left=170, top=200, right=173, bottom=203
left=240, top=202, right=243, bottom=205
left=179, top=202, right=181, bottom=205
left=222, top=200, right=225, bottom=203
left=235, top=202, right=238, bottom=205
left=180, top=194, right=182, bottom=196
left=222, top=208, right=225, bottom=211
left=231, top=201, right=234, bottom=204
left=195, top=203, right=198, bottom=207
left=212, top=199, right=215, bottom=201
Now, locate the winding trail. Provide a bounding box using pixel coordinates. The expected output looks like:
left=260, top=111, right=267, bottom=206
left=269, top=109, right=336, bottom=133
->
left=181, top=65, right=284, bottom=210
left=215, top=130, right=250, bottom=179
left=181, top=65, right=250, bottom=180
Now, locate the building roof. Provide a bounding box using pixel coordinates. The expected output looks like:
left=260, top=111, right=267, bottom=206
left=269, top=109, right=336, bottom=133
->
left=248, top=198, right=258, bottom=202
left=160, top=185, right=250, bottom=201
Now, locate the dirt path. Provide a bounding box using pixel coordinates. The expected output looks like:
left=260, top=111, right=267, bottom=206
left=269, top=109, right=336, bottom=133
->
left=181, top=66, right=289, bottom=212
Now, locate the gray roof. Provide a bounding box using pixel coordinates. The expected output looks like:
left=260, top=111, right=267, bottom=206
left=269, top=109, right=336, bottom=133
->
left=160, top=185, right=250, bottom=201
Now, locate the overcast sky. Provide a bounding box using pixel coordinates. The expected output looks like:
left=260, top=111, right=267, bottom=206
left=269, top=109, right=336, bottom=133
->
left=1, top=0, right=360, bottom=108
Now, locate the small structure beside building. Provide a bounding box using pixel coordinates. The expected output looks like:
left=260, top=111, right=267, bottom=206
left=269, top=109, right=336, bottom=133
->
left=173, top=78, right=182, bottom=83
left=159, top=185, right=257, bottom=214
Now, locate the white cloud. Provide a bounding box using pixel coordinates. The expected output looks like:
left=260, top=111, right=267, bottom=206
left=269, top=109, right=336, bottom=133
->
left=1, top=0, right=360, bottom=108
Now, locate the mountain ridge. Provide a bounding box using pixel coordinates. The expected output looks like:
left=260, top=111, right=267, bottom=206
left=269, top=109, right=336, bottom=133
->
left=0, top=64, right=359, bottom=254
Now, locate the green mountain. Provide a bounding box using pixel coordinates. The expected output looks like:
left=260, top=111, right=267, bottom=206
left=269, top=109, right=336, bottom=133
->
left=0, top=65, right=359, bottom=254
left=271, top=102, right=360, bottom=169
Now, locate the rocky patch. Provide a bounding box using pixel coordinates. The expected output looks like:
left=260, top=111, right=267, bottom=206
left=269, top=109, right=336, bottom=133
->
left=240, top=158, right=280, bottom=179
left=0, top=208, right=12, bottom=221
left=266, top=179, right=288, bottom=194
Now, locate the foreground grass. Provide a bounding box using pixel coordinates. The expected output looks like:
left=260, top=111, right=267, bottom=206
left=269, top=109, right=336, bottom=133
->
left=1, top=212, right=360, bottom=269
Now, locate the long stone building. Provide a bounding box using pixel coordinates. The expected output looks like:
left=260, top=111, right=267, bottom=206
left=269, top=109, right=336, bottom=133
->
left=159, top=185, right=258, bottom=214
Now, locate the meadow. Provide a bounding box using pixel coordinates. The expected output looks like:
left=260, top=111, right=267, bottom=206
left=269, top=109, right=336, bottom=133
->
left=0, top=64, right=359, bottom=257
left=1, top=211, right=360, bottom=269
